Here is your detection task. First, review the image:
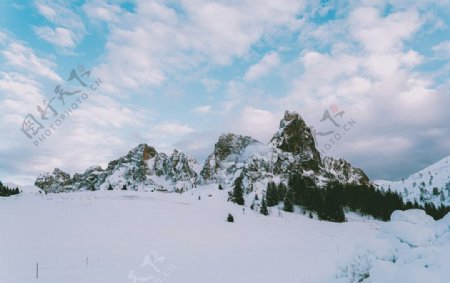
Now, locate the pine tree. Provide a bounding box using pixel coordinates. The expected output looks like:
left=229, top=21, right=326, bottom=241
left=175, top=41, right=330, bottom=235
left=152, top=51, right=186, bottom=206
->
left=0, top=183, right=20, bottom=197
left=227, top=213, right=234, bottom=222
left=230, top=176, right=245, bottom=205
left=260, top=196, right=269, bottom=216
left=108, top=184, right=113, bottom=190
left=433, top=187, right=440, bottom=196
left=266, top=182, right=279, bottom=207
left=122, top=184, right=127, bottom=190
left=283, top=191, right=294, bottom=212
left=277, top=183, right=287, bottom=202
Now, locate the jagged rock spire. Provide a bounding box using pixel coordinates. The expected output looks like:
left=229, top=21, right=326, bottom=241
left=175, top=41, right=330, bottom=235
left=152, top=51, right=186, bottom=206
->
left=270, top=110, right=321, bottom=162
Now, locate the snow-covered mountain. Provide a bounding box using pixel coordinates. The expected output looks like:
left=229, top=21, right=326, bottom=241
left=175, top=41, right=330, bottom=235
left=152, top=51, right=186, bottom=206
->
left=199, top=111, right=369, bottom=192
left=35, top=144, right=201, bottom=193
left=375, top=156, right=450, bottom=206
left=35, top=110, right=369, bottom=194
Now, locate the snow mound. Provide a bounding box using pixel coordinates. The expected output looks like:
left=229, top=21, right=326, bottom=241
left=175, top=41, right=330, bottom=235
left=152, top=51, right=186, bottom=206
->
left=335, top=209, right=450, bottom=283
left=390, top=209, right=435, bottom=226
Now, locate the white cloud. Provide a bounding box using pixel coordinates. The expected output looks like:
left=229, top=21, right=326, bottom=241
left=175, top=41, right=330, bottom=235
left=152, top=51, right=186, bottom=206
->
left=152, top=122, right=195, bottom=137
left=349, top=7, right=421, bottom=54
left=94, top=0, right=305, bottom=93
left=244, top=52, right=280, bottom=81
left=33, top=26, right=76, bottom=48
left=432, top=40, right=450, bottom=59
left=193, top=105, right=212, bottom=114
left=0, top=35, right=61, bottom=81
left=201, top=78, right=220, bottom=92
left=33, top=0, right=86, bottom=49
left=232, top=107, right=279, bottom=143
left=34, top=0, right=85, bottom=31
left=82, top=0, right=123, bottom=23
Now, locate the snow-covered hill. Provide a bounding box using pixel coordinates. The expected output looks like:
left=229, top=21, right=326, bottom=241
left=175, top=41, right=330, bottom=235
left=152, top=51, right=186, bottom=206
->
left=375, top=156, right=450, bottom=206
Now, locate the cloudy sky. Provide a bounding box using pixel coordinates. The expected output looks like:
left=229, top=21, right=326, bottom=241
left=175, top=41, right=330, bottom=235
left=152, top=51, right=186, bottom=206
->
left=1, top=0, right=450, bottom=185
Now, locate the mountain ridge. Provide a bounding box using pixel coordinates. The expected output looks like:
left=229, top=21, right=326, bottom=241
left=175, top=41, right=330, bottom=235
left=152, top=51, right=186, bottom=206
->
left=35, top=110, right=370, bottom=194
left=375, top=156, right=450, bottom=206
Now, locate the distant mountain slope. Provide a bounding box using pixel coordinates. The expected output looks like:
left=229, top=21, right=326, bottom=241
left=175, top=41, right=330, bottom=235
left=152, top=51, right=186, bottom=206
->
left=375, top=156, right=450, bottom=206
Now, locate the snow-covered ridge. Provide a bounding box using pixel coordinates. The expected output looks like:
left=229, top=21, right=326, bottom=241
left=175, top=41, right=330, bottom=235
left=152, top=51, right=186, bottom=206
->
left=375, top=156, right=450, bottom=206
left=35, top=144, right=200, bottom=193
left=35, top=110, right=370, bottom=194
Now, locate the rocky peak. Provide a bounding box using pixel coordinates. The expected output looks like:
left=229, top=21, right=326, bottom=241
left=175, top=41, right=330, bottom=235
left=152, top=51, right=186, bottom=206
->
left=270, top=110, right=321, bottom=163
left=126, top=144, right=157, bottom=161
left=214, top=133, right=260, bottom=161
left=199, top=133, right=260, bottom=184
left=35, top=168, right=72, bottom=193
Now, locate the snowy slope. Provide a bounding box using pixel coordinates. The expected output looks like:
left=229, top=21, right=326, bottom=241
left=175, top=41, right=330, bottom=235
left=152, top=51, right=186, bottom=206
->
left=0, top=188, right=380, bottom=283
left=375, top=156, right=450, bottom=206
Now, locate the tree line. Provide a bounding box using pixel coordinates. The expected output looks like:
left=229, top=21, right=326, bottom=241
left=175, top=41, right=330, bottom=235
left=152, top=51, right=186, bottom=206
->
left=0, top=181, right=20, bottom=197
left=228, top=174, right=450, bottom=222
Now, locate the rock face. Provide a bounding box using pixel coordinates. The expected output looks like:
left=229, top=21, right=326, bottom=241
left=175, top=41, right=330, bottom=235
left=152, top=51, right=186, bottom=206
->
left=35, top=110, right=370, bottom=194
left=270, top=111, right=321, bottom=164
left=199, top=110, right=370, bottom=192
left=35, top=168, right=72, bottom=193
left=323, top=156, right=370, bottom=186
left=199, top=133, right=261, bottom=185
left=35, top=144, right=200, bottom=193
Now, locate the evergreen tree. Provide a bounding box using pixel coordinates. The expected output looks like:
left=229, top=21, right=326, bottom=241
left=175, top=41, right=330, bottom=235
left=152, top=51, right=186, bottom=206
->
left=260, top=196, right=269, bottom=216
left=433, top=187, right=440, bottom=196
left=266, top=182, right=279, bottom=207
left=0, top=182, right=20, bottom=197
left=122, top=184, right=127, bottom=190
left=283, top=191, right=294, bottom=212
left=229, top=176, right=245, bottom=205
left=277, top=183, right=287, bottom=202
left=107, top=184, right=113, bottom=190
left=227, top=213, right=234, bottom=222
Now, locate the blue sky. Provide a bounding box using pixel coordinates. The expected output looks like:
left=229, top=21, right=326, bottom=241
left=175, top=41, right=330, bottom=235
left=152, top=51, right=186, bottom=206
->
left=1, top=0, right=450, bottom=185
